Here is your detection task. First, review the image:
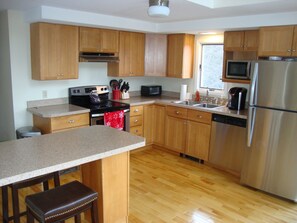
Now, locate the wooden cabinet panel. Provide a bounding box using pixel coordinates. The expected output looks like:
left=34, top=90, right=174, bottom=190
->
left=33, top=113, right=89, bottom=134
left=167, top=34, right=194, bottom=78
left=224, top=30, right=258, bottom=51
left=143, top=105, right=154, bottom=145
left=292, top=26, right=297, bottom=57
left=108, top=31, right=144, bottom=77
left=258, top=26, right=295, bottom=57
left=186, top=121, right=211, bottom=161
left=130, top=126, right=143, bottom=136
left=31, top=23, right=78, bottom=80
left=166, top=106, right=188, bottom=119
left=145, top=34, right=167, bottom=76
left=165, top=116, right=187, bottom=153
left=152, top=105, right=165, bottom=146
left=187, top=109, right=211, bottom=124
left=224, top=31, right=244, bottom=51
left=130, top=116, right=143, bottom=127
left=130, top=106, right=143, bottom=116
left=80, top=27, right=119, bottom=53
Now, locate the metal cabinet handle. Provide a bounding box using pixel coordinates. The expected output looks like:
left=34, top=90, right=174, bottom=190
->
left=134, top=109, right=139, bottom=112
left=293, top=49, right=296, bottom=52
left=197, top=115, right=203, bottom=119
left=68, top=119, right=75, bottom=123
left=134, top=120, right=138, bottom=123
left=175, top=111, right=180, bottom=115
left=287, top=49, right=291, bottom=52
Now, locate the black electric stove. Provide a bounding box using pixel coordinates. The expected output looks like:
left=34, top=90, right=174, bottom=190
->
left=69, top=85, right=130, bottom=118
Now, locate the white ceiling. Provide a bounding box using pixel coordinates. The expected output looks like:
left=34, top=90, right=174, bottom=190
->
left=1, top=0, right=297, bottom=23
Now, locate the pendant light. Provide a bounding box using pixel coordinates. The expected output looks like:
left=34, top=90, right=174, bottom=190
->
left=148, top=0, right=170, bottom=17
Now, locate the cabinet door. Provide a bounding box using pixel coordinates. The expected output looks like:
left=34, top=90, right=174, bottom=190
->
left=165, top=116, right=187, bottom=153
left=186, top=121, right=211, bottom=161
left=31, top=23, right=78, bottom=80
left=292, top=26, right=297, bottom=57
left=130, top=32, right=145, bottom=76
left=153, top=105, right=166, bottom=146
left=224, top=31, right=244, bottom=51
left=244, top=30, right=259, bottom=51
left=145, top=34, right=167, bottom=76
left=258, top=26, right=294, bottom=57
left=118, top=31, right=131, bottom=76
left=59, top=25, right=79, bottom=79
left=143, top=105, right=154, bottom=145
left=100, top=29, right=119, bottom=53
left=79, top=27, right=101, bottom=52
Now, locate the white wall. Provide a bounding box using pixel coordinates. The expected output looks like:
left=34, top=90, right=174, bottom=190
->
left=0, top=11, right=15, bottom=141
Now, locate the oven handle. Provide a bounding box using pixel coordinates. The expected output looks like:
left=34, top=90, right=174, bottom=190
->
left=91, top=109, right=130, bottom=118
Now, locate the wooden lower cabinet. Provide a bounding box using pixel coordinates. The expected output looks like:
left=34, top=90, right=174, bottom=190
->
left=152, top=105, right=166, bottom=146
left=143, top=105, right=154, bottom=145
left=130, top=105, right=143, bottom=137
left=165, top=116, right=187, bottom=153
left=33, top=113, right=89, bottom=134
left=186, top=121, right=211, bottom=161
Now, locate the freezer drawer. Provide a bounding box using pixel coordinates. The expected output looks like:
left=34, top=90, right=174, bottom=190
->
left=209, top=114, right=247, bottom=176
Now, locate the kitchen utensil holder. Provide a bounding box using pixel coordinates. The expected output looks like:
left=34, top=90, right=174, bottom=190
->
left=121, top=92, right=129, bottom=99
left=112, top=90, right=121, bottom=100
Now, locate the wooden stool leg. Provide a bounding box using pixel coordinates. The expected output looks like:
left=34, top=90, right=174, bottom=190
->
left=2, top=186, right=9, bottom=223
left=91, top=200, right=99, bottom=223
left=74, top=214, right=81, bottom=223
left=26, top=207, right=34, bottom=223
left=12, top=187, right=20, bottom=223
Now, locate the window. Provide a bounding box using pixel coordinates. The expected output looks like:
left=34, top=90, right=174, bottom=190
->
left=199, top=44, right=224, bottom=90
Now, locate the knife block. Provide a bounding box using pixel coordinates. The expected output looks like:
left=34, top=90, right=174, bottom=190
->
left=121, top=92, right=129, bottom=99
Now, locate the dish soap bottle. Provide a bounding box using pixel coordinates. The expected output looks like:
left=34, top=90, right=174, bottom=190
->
left=195, top=90, right=200, bottom=102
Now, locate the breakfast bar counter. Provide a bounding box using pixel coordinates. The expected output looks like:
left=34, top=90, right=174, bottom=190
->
left=0, top=125, right=145, bottom=223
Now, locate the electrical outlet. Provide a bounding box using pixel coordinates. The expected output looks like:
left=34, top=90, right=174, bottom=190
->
left=42, top=90, right=48, bottom=99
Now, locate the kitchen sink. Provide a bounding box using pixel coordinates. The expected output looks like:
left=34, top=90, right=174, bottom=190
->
left=192, top=103, right=220, bottom=108
left=171, top=101, right=220, bottom=108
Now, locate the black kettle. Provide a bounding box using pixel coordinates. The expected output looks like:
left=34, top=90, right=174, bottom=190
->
left=228, top=87, right=247, bottom=110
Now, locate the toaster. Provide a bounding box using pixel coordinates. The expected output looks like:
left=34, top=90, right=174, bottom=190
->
left=141, top=85, right=162, bottom=96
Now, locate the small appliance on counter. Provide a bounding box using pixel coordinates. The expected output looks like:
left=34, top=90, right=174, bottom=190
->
left=141, top=85, right=162, bottom=96
left=228, top=87, right=247, bottom=110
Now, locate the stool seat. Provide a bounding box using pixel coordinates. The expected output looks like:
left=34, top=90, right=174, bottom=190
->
left=25, top=181, right=98, bottom=223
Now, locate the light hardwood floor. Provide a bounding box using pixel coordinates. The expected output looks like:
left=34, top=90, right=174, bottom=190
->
left=1, top=148, right=297, bottom=223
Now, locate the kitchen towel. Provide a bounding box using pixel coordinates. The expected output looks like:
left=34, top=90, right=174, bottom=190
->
left=180, top=84, right=187, bottom=101
left=104, top=110, right=124, bottom=130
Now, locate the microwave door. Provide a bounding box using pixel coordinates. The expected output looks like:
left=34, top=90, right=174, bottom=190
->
left=226, top=61, right=250, bottom=79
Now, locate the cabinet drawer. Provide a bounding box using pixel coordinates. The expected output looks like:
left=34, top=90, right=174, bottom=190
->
left=130, top=106, right=143, bottom=116
left=187, top=109, right=211, bottom=124
left=51, top=113, right=89, bottom=131
left=166, top=106, right=188, bottom=119
left=130, top=126, right=143, bottom=136
left=130, top=115, right=143, bottom=127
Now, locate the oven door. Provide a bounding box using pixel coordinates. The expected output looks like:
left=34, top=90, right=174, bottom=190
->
left=91, top=109, right=130, bottom=132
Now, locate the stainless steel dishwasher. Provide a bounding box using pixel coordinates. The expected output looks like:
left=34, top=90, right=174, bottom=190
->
left=209, top=114, right=247, bottom=176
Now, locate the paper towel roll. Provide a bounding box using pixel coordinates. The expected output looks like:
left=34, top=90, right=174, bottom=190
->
left=180, top=84, right=187, bottom=101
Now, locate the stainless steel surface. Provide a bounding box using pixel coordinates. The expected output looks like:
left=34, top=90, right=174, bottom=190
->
left=171, top=101, right=220, bottom=108
left=192, top=103, right=219, bottom=108
left=242, top=60, right=297, bottom=201
left=209, top=115, right=247, bottom=175
left=241, top=107, right=297, bottom=201
left=250, top=61, right=297, bottom=111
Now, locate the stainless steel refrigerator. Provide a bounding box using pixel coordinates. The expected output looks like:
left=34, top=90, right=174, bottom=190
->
left=240, top=60, right=297, bottom=202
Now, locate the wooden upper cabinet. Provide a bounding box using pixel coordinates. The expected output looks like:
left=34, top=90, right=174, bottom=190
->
left=79, top=27, right=119, bottom=53
left=31, top=23, right=79, bottom=80
left=108, top=31, right=145, bottom=77
left=258, top=26, right=297, bottom=57
left=145, top=34, right=167, bottom=77
left=224, top=30, right=259, bottom=51
left=167, top=34, right=195, bottom=79
left=292, top=26, right=297, bottom=57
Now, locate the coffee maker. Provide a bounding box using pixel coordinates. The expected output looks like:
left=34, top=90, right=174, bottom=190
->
left=228, top=87, right=247, bottom=110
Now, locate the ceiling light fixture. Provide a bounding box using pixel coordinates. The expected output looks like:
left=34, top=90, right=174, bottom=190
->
left=148, top=0, right=170, bottom=17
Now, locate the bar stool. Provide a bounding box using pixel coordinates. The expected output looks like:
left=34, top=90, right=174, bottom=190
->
left=2, top=172, right=60, bottom=223
left=25, top=180, right=99, bottom=223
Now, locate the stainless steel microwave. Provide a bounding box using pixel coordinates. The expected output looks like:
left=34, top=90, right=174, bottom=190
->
left=226, top=60, right=251, bottom=79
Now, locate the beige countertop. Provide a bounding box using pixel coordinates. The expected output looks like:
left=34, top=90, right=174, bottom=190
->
left=116, top=96, right=248, bottom=119
left=27, top=104, right=90, bottom=118
left=0, top=125, right=145, bottom=187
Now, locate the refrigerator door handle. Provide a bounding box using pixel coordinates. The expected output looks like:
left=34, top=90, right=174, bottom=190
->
left=247, top=107, right=256, bottom=147
left=250, top=62, right=259, bottom=106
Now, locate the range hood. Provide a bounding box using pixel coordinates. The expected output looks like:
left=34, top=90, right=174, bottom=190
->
left=79, top=52, right=119, bottom=63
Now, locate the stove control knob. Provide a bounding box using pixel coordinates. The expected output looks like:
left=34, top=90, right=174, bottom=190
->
left=101, top=88, right=104, bottom=91
left=104, top=87, right=107, bottom=91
